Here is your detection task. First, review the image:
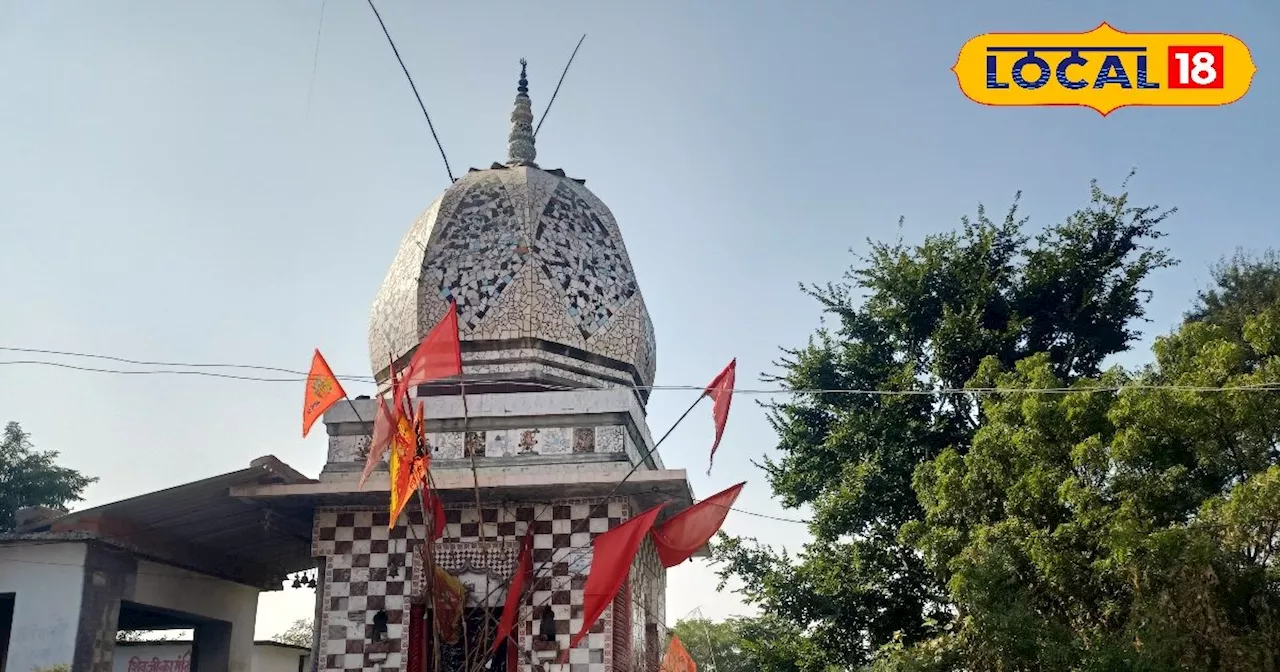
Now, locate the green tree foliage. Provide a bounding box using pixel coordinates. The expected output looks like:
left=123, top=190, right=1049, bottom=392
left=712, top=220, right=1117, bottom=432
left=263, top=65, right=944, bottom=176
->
left=273, top=618, right=314, bottom=647
left=712, top=179, right=1186, bottom=669
left=0, top=422, right=96, bottom=532
left=716, top=180, right=1280, bottom=669
left=1186, top=249, right=1280, bottom=333
left=671, top=618, right=748, bottom=672
left=116, top=629, right=187, bottom=643
left=671, top=616, right=818, bottom=672
left=890, top=291, right=1280, bottom=668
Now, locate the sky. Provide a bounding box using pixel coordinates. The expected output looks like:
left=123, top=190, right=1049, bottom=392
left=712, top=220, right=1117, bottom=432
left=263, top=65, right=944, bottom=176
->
left=1, top=0, right=1277, bottom=640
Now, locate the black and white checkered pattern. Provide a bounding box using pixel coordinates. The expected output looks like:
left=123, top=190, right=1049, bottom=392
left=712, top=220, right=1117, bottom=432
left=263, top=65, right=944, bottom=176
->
left=313, top=497, right=656, bottom=672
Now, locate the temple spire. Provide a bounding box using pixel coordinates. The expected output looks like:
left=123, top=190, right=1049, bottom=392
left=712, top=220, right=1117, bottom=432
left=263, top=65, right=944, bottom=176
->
left=506, top=59, right=538, bottom=167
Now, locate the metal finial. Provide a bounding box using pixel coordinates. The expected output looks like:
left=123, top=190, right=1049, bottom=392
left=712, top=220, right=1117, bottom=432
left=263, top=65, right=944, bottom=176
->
left=507, top=59, right=537, bottom=166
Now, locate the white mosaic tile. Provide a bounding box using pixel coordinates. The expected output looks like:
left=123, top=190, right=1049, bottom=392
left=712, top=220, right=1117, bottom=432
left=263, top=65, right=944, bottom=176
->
left=368, top=165, right=657, bottom=394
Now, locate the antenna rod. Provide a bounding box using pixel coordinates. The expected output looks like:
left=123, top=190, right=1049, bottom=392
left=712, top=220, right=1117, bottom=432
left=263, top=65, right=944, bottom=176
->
left=364, top=0, right=456, bottom=182
left=534, top=33, right=587, bottom=138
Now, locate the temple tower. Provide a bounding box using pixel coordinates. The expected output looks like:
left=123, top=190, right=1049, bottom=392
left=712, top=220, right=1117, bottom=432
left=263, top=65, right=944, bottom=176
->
left=271, top=61, right=694, bottom=672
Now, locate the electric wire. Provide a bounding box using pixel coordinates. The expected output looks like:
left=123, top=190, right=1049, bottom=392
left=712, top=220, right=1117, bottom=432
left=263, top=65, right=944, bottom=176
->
left=3, top=347, right=1278, bottom=397
left=533, top=34, right=586, bottom=138
left=305, top=0, right=328, bottom=109
left=363, top=0, right=454, bottom=182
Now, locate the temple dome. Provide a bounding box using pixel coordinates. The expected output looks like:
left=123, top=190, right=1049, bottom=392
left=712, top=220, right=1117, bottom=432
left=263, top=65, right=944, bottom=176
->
left=368, top=57, right=661, bottom=402
left=369, top=61, right=656, bottom=398
left=368, top=164, right=656, bottom=395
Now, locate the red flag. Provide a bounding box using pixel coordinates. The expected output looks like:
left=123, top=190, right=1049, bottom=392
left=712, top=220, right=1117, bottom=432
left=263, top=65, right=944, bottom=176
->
left=398, top=301, right=463, bottom=397
left=423, top=488, right=446, bottom=541
left=704, top=359, right=736, bottom=473
left=491, top=530, right=534, bottom=653
left=359, top=395, right=398, bottom=489
left=566, top=503, right=668, bottom=654
left=302, top=350, right=347, bottom=438
left=651, top=483, right=745, bottom=568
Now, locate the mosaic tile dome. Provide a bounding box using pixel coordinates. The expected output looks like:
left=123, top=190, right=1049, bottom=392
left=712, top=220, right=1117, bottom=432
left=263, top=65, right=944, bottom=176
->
left=367, top=164, right=657, bottom=393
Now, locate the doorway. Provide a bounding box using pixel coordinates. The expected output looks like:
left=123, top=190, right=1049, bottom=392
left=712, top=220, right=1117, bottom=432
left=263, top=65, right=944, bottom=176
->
left=0, top=593, right=14, bottom=672
left=116, top=601, right=233, bottom=672
left=407, top=604, right=514, bottom=672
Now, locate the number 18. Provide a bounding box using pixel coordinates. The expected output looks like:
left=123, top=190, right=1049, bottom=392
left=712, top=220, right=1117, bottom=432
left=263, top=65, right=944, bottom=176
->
left=1168, top=46, right=1225, bottom=89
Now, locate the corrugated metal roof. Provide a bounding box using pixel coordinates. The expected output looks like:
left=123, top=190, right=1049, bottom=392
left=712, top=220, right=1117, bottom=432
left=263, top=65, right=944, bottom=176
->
left=4, top=456, right=318, bottom=588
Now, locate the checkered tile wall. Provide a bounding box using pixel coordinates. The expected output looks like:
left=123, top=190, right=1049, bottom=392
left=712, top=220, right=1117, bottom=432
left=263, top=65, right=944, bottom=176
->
left=312, top=497, right=667, bottom=672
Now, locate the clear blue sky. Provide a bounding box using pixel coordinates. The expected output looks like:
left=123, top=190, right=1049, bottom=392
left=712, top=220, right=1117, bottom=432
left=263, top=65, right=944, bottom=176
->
left=1, top=0, right=1275, bottom=638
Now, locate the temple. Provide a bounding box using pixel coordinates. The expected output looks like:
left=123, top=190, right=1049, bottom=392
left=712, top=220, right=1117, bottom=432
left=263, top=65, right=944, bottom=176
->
left=238, top=60, right=695, bottom=672
left=0, top=59, right=694, bottom=672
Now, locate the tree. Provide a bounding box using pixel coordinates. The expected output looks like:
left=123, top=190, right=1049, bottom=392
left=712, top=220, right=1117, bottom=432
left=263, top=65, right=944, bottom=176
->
left=888, top=265, right=1280, bottom=668
left=672, top=618, right=742, bottom=672
left=274, top=618, right=313, bottom=647
left=671, top=616, right=814, bottom=672
left=0, top=422, right=96, bottom=532
left=712, top=178, right=1180, bottom=670
left=116, top=629, right=187, bottom=643
left=1186, top=248, right=1280, bottom=333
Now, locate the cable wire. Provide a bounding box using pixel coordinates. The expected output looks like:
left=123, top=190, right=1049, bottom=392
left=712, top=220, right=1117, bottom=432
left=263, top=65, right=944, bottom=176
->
left=364, top=0, right=454, bottom=182
left=533, top=34, right=586, bottom=138
left=3, top=347, right=1278, bottom=397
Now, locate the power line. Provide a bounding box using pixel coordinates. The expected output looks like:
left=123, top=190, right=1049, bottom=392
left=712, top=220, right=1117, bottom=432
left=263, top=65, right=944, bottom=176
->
left=534, top=34, right=586, bottom=138
left=305, top=0, right=328, bottom=109
left=364, top=0, right=454, bottom=182
left=2, top=348, right=1278, bottom=397
left=0, top=346, right=374, bottom=380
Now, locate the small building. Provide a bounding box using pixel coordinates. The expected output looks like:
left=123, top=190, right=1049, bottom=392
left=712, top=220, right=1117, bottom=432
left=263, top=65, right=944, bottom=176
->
left=0, top=457, right=316, bottom=672
left=112, top=640, right=310, bottom=672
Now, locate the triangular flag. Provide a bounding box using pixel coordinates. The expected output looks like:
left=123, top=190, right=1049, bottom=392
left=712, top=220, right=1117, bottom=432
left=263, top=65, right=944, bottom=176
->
left=704, top=359, right=736, bottom=473
left=662, top=635, right=697, bottom=672
left=491, top=530, right=534, bottom=653
left=566, top=503, right=668, bottom=654
left=359, top=395, right=398, bottom=490
left=303, top=349, right=347, bottom=438
left=398, top=301, right=463, bottom=397
left=651, top=483, right=745, bottom=568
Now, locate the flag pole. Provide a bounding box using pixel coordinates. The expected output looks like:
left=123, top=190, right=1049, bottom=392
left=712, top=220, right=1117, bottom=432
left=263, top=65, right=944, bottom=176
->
left=342, top=396, right=367, bottom=430
left=458, top=374, right=504, bottom=658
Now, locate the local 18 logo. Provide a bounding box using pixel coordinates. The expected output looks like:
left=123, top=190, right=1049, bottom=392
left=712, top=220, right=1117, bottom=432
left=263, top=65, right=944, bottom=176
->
left=952, top=22, right=1256, bottom=115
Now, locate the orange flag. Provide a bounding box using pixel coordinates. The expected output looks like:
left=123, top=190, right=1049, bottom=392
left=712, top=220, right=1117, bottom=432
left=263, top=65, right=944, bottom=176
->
left=662, top=635, right=697, bottom=672
left=704, top=359, right=736, bottom=474
left=387, top=410, right=418, bottom=528
left=651, top=482, right=745, bottom=568
left=302, top=349, right=347, bottom=438
left=397, top=300, right=463, bottom=398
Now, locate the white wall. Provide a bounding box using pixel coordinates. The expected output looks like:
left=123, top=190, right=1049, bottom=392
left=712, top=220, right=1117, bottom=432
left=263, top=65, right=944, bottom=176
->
left=251, top=643, right=307, bottom=672
left=112, top=642, right=307, bottom=672
left=131, top=560, right=260, bottom=672
left=0, top=542, right=86, bottom=672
